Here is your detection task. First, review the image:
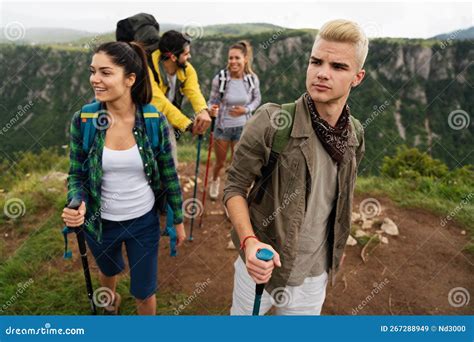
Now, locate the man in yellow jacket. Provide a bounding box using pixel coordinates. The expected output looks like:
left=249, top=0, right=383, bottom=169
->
left=149, top=30, right=211, bottom=163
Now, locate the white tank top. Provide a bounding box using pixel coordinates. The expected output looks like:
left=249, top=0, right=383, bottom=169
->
left=100, top=144, right=155, bottom=221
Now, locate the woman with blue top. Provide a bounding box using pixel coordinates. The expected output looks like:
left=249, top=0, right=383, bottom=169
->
left=208, top=41, right=261, bottom=200
left=61, top=41, right=185, bottom=315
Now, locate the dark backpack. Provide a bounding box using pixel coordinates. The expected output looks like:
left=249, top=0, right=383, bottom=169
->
left=116, top=13, right=161, bottom=85
left=253, top=102, right=363, bottom=204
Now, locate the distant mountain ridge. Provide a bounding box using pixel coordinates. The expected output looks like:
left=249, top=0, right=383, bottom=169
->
left=0, top=23, right=288, bottom=45
left=432, top=26, right=474, bottom=41
left=1, top=23, right=472, bottom=45
left=0, top=25, right=472, bottom=173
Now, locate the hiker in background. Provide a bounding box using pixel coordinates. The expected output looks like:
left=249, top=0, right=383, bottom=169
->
left=207, top=41, right=261, bottom=200
left=117, top=17, right=211, bottom=165
left=223, top=19, right=367, bottom=315
left=149, top=30, right=212, bottom=164
left=61, top=41, right=185, bottom=315
left=116, top=15, right=210, bottom=252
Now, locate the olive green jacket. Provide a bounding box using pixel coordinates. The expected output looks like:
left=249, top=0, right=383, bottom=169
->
left=223, top=95, right=365, bottom=295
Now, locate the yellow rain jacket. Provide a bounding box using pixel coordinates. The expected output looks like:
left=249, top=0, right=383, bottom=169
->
left=148, top=49, right=208, bottom=131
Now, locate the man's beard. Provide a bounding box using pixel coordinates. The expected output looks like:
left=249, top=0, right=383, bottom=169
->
left=177, top=60, right=187, bottom=69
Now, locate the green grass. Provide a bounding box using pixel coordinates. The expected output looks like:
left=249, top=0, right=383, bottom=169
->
left=0, top=167, right=193, bottom=315
left=0, top=239, right=6, bottom=264
left=177, top=142, right=208, bottom=163
left=355, top=176, right=474, bottom=252
left=177, top=139, right=234, bottom=163
left=0, top=177, right=69, bottom=314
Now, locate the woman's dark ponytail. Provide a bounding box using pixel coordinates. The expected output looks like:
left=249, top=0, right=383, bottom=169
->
left=128, top=42, right=152, bottom=105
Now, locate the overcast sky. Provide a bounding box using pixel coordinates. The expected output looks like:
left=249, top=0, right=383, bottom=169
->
left=1, top=0, right=472, bottom=38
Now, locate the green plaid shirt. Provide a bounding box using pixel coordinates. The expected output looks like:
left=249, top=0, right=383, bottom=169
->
left=67, top=105, right=183, bottom=242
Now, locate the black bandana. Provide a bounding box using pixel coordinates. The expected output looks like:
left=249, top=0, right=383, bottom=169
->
left=304, top=92, right=350, bottom=163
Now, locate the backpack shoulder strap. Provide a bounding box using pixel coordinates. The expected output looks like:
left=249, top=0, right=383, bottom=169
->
left=142, top=104, right=161, bottom=151
left=349, top=115, right=363, bottom=146
left=253, top=102, right=296, bottom=205
left=218, top=69, right=228, bottom=99
left=244, top=73, right=255, bottom=91
left=271, top=102, right=296, bottom=153
left=147, top=53, right=160, bottom=85
left=80, top=101, right=101, bottom=153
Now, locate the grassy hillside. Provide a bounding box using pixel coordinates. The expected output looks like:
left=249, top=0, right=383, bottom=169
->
left=0, top=145, right=472, bottom=314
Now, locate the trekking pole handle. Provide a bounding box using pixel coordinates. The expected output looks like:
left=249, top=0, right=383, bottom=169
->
left=67, top=198, right=82, bottom=211
left=210, top=116, right=216, bottom=131
left=256, top=248, right=274, bottom=262
left=254, top=248, right=274, bottom=303
left=66, top=198, right=87, bottom=257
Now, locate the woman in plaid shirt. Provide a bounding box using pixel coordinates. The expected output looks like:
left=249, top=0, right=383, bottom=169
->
left=61, top=41, right=184, bottom=315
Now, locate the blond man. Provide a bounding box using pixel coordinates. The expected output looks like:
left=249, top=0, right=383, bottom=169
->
left=224, top=19, right=368, bottom=315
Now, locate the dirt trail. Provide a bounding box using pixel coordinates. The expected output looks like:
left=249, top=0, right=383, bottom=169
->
left=157, top=163, right=473, bottom=315
left=49, top=162, right=473, bottom=315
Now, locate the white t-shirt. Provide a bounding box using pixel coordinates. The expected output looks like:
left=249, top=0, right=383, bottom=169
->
left=100, top=144, right=155, bottom=221
left=166, top=73, right=177, bottom=102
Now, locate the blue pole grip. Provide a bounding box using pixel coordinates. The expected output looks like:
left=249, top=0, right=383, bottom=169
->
left=252, top=248, right=274, bottom=316
left=256, top=248, right=274, bottom=262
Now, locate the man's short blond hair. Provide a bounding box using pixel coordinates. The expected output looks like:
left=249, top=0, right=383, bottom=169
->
left=316, top=19, right=369, bottom=70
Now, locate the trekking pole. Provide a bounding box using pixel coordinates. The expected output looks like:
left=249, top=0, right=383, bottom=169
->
left=165, top=204, right=177, bottom=256
left=198, top=115, right=216, bottom=230
left=252, top=248, right=274, bottom=316
left=188, top=134, right=203, bottom=241
left=65, top=198, right=97, bottom=315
